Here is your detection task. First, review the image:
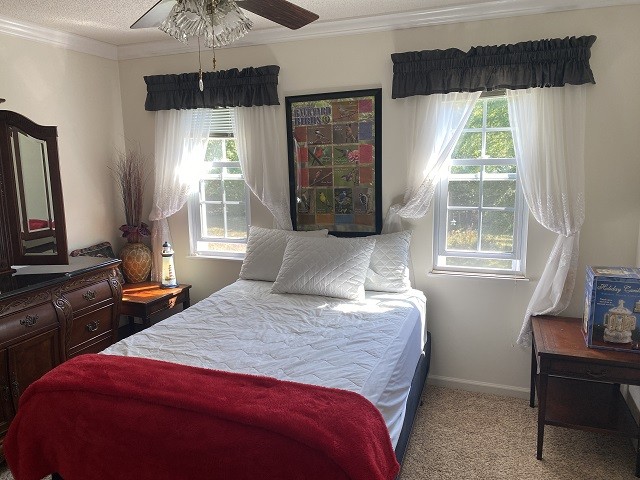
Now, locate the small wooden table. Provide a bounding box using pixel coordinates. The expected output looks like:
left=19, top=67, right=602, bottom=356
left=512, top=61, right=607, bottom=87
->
left=531, top=315, right=640, bottom=476
left=121, top=282, right=192, bottom=334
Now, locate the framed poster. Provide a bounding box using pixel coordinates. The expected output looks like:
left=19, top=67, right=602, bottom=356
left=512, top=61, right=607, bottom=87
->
left=285, top=88, right=382, bottom=236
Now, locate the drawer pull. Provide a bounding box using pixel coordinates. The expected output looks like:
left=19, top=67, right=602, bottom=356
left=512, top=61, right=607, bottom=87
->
left=586, top=368, right=607, bottom=379
left=82, top=290, right=97, bottom=301
left=20, top=314, right=39, bottom=327
left=86, top=320, right=100, bottom=333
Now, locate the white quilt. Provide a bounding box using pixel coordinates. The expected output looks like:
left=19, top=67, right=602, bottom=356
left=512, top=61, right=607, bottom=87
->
left=103, top=279, right=427, bottom=447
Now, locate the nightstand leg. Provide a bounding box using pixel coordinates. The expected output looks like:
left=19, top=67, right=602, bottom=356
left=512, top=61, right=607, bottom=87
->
left=536, top=373, right=548, bottom=460
left=127, top=316, right=135, bottom=335
left=530, top=338, right=537, bottom=408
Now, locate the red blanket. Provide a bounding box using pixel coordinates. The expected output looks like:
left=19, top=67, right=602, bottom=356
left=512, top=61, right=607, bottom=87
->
left=5, top=354, right=399, bottom=480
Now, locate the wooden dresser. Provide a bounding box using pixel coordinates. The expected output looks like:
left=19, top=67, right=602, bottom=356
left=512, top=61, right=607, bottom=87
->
left=0, top=257, right=122, bottom=460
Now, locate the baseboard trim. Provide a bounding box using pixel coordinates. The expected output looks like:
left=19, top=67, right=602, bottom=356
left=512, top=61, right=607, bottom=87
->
left=428, top=374, right=530, bottom=399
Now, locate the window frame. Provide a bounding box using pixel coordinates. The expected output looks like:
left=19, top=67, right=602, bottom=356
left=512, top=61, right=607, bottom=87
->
left=433, top=94, right=528, bottom=277
left=188, top=110, right=251, bottom=259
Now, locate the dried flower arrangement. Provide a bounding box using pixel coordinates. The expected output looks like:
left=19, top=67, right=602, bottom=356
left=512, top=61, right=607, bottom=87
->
left=113, top=147, right=151, bottom=243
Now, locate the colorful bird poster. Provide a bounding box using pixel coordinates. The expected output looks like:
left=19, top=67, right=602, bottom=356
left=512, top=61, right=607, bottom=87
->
left=285, top=89, right=382, bottom=235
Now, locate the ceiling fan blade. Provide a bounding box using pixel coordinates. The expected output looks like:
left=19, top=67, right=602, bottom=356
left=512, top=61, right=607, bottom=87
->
left=131, top=0, right=177, bottom=29
left=238, top=0, right=319, bottom=30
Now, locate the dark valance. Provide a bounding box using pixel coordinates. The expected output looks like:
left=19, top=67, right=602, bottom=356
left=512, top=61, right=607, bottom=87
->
left=144, top=65, right=280, bottom=111
left=392, top=36, right=596, bottom=99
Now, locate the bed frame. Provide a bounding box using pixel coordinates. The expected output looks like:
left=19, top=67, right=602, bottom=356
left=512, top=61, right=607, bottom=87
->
left=395, top=331, right=432, bottom=466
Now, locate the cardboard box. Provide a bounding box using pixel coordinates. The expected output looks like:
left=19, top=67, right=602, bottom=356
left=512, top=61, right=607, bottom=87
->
left=582, top=266, right=640, bottom=353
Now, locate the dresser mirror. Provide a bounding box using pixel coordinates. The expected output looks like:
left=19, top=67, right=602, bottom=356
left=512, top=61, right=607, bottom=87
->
left=0, top=110, right=68, bottom=267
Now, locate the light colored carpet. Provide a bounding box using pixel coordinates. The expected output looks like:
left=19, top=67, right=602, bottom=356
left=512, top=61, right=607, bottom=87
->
left=400, top=385, right=636, bottom=479
left=0, top=385, right=636, bottom=479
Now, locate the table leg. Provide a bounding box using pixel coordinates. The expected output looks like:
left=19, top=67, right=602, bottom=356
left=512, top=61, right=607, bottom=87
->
left=183, top=290, right=190, bottom=309
left=536, top=373, right=548, bottom=460
left=127, top=316, right=135, bottom=335
left=530, top=338, right=537, bottom=408
left=636, top=434, right=640, bottom=478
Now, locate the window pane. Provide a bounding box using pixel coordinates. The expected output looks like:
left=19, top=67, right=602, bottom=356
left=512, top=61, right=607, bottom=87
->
left=203, top=180, right=222, bottom=201
left=486, top=131, right=515, bottom=158
left=450, top=165, right=481, bottom=175
left=445, top=256, right=512, bottom=270
left=206, top=140, right=223, bottom=161
left=225, top=179, right=245, bottom=202
left=226, top=140, right=238, bottom=161
left=446, top=210, right=478, bottom=250
left=486, top=98, right=510, bottom=128
left=451, top=132, right=481, bottom=159
left=206, top=166, right=222, bottom=175
left=466, top=101, right=484, bottom=129
left=204, top=204, right=224, bottom=237
left=481, top=211, right=514, bottom=252
left=483, top=180, right=516, bottom=207
left=197, top=241, right=246, bottom=254
left=226, top=204, right=247, bottom=239
left=448, top=180, right=479, bottom=206
left=484, top=165, right=516, bottom=174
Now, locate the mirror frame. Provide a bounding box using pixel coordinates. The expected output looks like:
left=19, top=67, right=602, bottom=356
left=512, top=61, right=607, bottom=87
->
left=0, top=111, right=68, bottom=265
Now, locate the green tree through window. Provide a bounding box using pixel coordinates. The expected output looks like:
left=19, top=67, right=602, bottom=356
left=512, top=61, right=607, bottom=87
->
left=434, top=94, right=527, bottom=275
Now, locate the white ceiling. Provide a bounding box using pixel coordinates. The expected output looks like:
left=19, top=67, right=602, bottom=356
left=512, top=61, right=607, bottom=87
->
left=0, top=0, right=638, bottom=58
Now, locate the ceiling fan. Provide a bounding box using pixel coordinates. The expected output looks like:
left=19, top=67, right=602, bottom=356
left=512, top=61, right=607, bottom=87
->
left=131, top=0, right=319, bottom=32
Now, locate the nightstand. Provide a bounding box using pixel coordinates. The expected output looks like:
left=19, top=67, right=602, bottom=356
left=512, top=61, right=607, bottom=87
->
left=531, top=315, right=640, bottom=477
left=121, top=281, right=192, bottom=334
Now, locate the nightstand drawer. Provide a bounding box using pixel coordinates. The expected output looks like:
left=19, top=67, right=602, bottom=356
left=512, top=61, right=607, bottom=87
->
left=0, top=302, right=58, bottom=343
left=68, top=304, right=114, bottom=350
left=547, top=358, right=640, bottom=384
left=65, top=280, right=113, bottom=312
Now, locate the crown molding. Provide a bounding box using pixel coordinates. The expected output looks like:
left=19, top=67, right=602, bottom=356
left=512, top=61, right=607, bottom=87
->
left=2, top=0, right=640, bottom=62
left=117, top=0, right=640, bottom=60
left=0, top=15, right=118, bottom=60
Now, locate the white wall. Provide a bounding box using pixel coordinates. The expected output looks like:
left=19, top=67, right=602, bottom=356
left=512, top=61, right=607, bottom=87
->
left=116, top=4, right=640, bottom=396
left=0, top=34, right=125, bottom=251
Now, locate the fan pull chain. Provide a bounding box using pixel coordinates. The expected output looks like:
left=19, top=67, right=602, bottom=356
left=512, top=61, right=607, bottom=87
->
left=212, top=43, right=217, bottom=71
left=198, top=37, right=204, bottom=92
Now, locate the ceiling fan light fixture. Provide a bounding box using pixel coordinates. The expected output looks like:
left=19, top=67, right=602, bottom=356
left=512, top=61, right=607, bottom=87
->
left=159, top=0, right=253, bottom=48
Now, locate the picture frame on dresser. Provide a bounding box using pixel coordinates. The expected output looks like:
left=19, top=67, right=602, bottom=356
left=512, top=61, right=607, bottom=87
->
left=285, top=88, right=382, bottom=236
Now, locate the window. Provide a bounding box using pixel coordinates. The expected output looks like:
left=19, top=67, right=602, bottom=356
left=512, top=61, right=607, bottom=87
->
left=188, top=109, right=250, bottom=258
left=433, top=93, right=527, bottom=276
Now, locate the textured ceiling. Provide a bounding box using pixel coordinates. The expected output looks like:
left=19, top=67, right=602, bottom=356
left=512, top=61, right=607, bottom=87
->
left=1, top=0, right=638, bottom=48
left=0, top=0, right=471, bottom=46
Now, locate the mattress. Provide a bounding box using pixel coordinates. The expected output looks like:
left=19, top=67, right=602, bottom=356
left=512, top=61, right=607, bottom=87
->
left=103, top=279, right=427, bottom=447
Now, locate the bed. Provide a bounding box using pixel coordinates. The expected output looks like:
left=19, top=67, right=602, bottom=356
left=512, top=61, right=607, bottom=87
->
left=5, top=228, right=431, bottom=480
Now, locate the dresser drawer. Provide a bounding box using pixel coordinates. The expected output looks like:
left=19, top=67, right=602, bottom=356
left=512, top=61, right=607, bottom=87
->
left=64, top=280, right=113, bottom=312
left=547, top=358, right=640, bottom=384
left=68, top=304, right=114, bottom=351
left=0, top=302, right=58, bottom=344
left=68, top=334, right=114, bottom=359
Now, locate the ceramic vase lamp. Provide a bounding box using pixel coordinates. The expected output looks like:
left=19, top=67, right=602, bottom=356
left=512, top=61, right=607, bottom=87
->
left=161, top=241, right=178, bottom=288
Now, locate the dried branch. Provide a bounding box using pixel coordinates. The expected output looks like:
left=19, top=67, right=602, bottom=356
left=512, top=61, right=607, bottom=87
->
left=112, top=146, right=151, bottom=241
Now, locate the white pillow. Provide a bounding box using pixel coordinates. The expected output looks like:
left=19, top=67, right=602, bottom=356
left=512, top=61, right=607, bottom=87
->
left=271, top=236, right=376, bottom=300
left=364, top=231, right=412, bottom=293
left=239, top=226, right=328, bottom=282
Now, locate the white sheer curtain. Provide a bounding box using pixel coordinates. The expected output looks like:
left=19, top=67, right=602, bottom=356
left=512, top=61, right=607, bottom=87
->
left=149, top=109, right=211, bottom=281
left=507, top=85, right=587, bottom=346
left=383, top=91, right=481, bottom=233
left=233, top=106, right=292, bottom=230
